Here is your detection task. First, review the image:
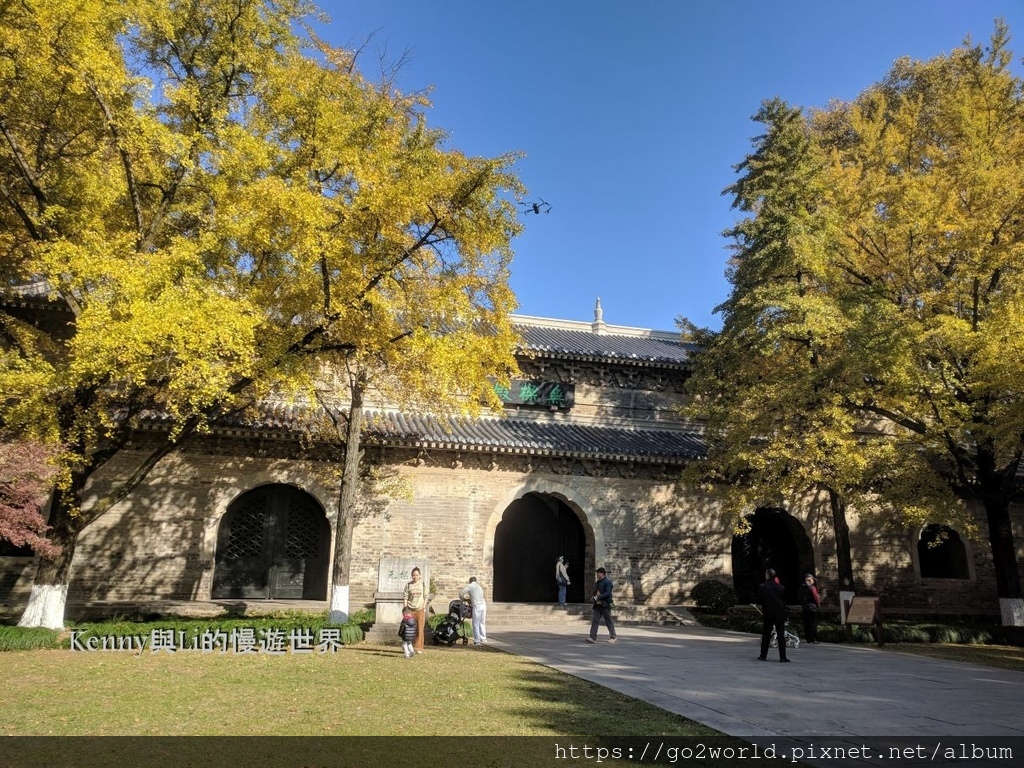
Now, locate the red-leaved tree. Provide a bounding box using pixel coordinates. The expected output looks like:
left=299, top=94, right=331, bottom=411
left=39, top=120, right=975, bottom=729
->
left=0, top=440, right=60, bottom=558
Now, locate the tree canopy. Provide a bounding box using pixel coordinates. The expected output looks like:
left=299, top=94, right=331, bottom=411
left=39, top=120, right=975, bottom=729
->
left=686, top=23, right=1024, bottom=610
left=827, top=23, right=1024, bottom=603
left=0, top=0, right=524, bottom=627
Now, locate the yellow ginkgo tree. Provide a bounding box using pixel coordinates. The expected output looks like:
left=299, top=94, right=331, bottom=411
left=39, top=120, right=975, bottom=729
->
left=823, top=24, right=1024, bottom=620
left=221, top=35, right=523, bottom=622
left=0, top=0, right=523, bottom=627
left=684, top=99, right=961, bottom=599
left=686, top=25, right=1024, bottom=623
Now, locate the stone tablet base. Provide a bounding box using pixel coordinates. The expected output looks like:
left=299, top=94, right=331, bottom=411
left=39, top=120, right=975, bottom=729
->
left=1000, top=597, right=1024, bottom=626
left=364, top=591, right=405, bottom=644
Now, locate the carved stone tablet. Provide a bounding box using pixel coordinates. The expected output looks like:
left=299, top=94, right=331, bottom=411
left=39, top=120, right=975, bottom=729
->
left=377, top=557, right=430, bottom=594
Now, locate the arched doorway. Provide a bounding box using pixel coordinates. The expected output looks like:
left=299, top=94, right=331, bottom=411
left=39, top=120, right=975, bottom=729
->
left=212, top=485, right=330, bottom=600
left=731, top=507, right=814, bottom=604
left=918, top=524, right=969, bottom=579
left=493, top=492, right=587, bottom=602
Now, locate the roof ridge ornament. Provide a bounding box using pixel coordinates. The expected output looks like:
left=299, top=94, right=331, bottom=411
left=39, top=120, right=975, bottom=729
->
left=592, top=297, right=607, bottom=335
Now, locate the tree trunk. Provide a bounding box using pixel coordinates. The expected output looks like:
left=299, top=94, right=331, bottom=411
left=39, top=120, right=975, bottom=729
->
left=828, top=488, right=855, bottom=594
left=983, top=495, right=1022, bottom=601
left=328, top=381, right=365, bottom=624
left=18, top=482, right=85, bottom=629
left=976, top=449, right=1022, bottom=624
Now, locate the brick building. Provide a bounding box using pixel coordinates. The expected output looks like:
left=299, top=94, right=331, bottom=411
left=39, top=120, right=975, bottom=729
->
left=1, top=302, right=1020, bottom=618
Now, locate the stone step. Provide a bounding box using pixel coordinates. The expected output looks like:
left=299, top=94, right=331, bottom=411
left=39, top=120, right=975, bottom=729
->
left=468, top=603, right=587, bottom=626
left=31, top=598, right=698, bottom=629
left=456, top=602, right=697, bottom=627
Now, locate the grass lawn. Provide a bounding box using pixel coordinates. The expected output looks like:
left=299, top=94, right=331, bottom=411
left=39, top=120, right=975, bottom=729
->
left=4, top=642, right=727, bottom=737
left=4, top=640, right=797, bottom=768
left=5, top=615, right=1019, bottom=768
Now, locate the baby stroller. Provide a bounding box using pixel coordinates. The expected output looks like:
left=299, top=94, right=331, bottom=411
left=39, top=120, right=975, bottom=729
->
left=432, top=599, right=472, bottom=646
left=752, top=605, right=801, bottom=649
left=770, top=622, right=801, bottom=650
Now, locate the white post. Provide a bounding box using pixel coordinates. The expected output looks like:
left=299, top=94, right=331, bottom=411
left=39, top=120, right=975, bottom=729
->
left=839, top=590, right=855, bottom=624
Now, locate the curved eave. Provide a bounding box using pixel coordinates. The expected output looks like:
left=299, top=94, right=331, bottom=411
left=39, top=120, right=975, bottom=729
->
left=134, top=413, right=704, bottom=464
left=518, top=348, right=693, bottom=369
left=361, top=410, right=705, bottom=463
left=362, top=436, right=693, bottom=464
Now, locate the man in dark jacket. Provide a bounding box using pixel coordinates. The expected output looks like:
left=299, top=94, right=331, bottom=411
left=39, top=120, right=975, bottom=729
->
left=586, top=567, right=618, bottom=644
left=758, top=568, right=790, bottom=662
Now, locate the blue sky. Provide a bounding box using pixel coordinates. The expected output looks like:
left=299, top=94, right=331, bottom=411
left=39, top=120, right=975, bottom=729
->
left=321, top=1, right=1024, bottom=332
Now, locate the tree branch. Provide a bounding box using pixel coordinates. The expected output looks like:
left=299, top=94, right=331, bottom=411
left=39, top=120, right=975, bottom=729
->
left=78, top=414, right=203, bottom=527
left=356, top=213, right=444, bottom=305
left=139, top=166, right=187, bottom=254
left=853, top=400, right=928, bottom=435
left=0, top=113, right=48, bottom=215
left=86, top=81, right=145, bottom=246
left=0, top=185, right=43, bottom=241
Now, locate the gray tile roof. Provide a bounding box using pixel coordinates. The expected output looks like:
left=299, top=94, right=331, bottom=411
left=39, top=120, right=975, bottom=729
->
left=363, top=410, right=704, bottom=462
left=516, top=324, right=696, bottom=365
left=140, top=404, right=704, bottom=462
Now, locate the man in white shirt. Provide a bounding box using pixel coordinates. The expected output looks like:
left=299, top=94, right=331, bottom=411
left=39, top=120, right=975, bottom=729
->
left=459, top=576, right=487, bottom=646
left=555, top=555, right=571, bottom=605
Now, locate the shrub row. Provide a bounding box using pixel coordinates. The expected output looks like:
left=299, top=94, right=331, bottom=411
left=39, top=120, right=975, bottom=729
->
left=693, top=608, right=1023, bottom=646
left=690, top=580, right=738, bottom=612
left=0, top=609, right=376, bottom=652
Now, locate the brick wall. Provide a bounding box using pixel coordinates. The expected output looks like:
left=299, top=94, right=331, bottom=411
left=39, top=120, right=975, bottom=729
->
left=4, top=443, right=1016, bottom=618
left=3, top=344, right=1021, bottom=619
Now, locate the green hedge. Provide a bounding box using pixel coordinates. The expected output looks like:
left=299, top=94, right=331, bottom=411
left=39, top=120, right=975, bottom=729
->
left=694, top=609, right=1020, bottom=646
left=0, top=610, right=368, bottom=652
left=690, top=580, right=738, bottom=612
left=0, top=625, right=62, bottom=651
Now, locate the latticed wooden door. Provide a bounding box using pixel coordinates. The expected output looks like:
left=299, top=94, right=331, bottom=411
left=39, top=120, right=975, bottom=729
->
left=212, top=485, right=329, bottom=599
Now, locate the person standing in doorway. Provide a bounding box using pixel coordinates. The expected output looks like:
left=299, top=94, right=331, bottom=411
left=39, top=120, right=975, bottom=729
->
left=586, top=566, right=617, bottom=644
left=404, top=567, right=427, bottom=654
left=555, top=556, right=571, bottom=605
left=758, top=568, right=790, bottom=662
left=459, top=576, right=488, bottom=646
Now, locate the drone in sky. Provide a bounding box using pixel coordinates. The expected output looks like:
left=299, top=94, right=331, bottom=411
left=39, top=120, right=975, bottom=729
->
left=519, top=199, right=552, bottom=215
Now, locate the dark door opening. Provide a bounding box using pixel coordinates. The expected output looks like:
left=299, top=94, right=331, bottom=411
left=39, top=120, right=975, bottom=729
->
left=918, top=524, right=969, bottom=579
left=731, top=507, right=814, bottom=604
left=493, top=492, right=587, bottom=602
left=213, top=485, right=330, bottom=600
